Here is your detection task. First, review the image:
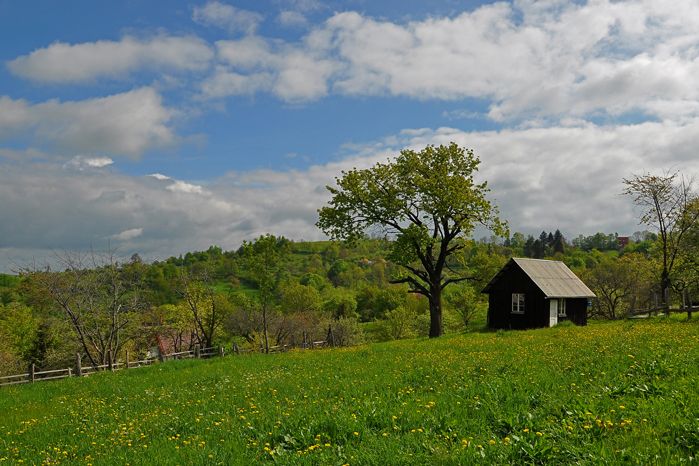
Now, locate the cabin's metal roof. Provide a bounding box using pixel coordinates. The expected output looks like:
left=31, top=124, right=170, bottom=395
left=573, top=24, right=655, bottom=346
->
left=482, top=257, right=596, bottom=298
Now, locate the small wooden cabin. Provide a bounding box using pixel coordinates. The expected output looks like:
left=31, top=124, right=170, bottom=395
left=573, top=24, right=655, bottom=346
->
left=482, top=258, right=595, bottom=329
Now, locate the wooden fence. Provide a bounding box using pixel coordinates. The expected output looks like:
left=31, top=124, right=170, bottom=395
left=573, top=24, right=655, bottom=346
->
left=0, top=326, right=336, bottom=388
left=627, top=288, right=696, bottom=319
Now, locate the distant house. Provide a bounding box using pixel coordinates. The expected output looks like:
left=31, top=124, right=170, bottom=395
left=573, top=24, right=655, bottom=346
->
left=618, top=237, right=630, bottom=247
left=482, top=258, right=595, bottom=329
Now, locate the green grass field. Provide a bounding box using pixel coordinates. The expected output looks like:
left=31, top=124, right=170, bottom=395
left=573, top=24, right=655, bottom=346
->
left=2, top=317, right=699, bottom=465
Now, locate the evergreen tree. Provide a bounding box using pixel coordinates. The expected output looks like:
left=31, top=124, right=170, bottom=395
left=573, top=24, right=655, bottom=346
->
left=533, top=239, right=545, bottom=259
left=553, top=229, right=565, bottom=254
left=524, top=235, right=535, bottom=257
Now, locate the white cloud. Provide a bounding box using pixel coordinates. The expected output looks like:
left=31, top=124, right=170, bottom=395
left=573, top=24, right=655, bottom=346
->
left=63, top=156, right=114, bottom=170
left=202, top=36, right=340, bottom=102
left=6, top=116, right=699, bottom=272
left=0, top=88, right=178, bottom=158
left=192, top=1, right=264, bottom=34
left=111, top=228, right=143, bottom=241
left=277, top=11, right=308, bottom=27
left=7, top=35, right=213, bottom=83
left=148, top=173, right=205, bottom=194
left=197, top=1, right=699, bottom=122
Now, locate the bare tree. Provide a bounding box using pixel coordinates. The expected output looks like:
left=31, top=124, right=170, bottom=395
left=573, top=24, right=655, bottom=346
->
left=622, top=171, right=699, bottom=296
left=174, top=267, right=231, bottom=348
left=25, top=246, right=146, bottom=368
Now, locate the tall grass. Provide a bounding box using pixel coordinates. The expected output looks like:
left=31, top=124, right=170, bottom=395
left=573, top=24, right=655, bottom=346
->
left=2, top=317, right=699, bottom=465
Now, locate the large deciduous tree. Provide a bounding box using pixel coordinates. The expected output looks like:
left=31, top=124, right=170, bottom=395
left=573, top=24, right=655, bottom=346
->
left=317, top=143, right=507, bottom=338
left=622, top=171, right=699, bottom=295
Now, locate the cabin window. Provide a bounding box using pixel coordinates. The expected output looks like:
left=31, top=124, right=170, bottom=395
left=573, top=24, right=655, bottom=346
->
left=512, top=293, right=525, bottom=314
left=558, top=299, right=567, bottom=317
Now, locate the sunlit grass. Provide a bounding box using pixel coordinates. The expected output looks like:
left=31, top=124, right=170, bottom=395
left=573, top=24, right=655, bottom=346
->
left=2, top=317, right=699, bottom=465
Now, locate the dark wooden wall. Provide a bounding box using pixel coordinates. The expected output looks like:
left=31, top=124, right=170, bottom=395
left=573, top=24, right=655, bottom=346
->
left=484, top=262, right=588, bottom=329
left=564, top=298, right=588, bottom=326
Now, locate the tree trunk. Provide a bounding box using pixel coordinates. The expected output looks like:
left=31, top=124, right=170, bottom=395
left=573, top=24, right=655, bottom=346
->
left=428, top=286, right=443, bottom=338
left=263, top=306, right=270, bottom=354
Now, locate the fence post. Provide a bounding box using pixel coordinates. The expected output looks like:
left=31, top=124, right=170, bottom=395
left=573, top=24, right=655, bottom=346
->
left=126, top=349, right=130, bottom=369
left=654, top=293, right=658, bottom=316
left=682, top=289, right=686, bottom=312
left=310, top=334, right=314, bottom=350
left=108, top=350, right=114, bottom=372
left=195, top=344, right=201, bottom=359
left=303, top=331, right=307, bottom=349
left=76, top=353, right=82, bottom=377
left=158, top=346, right=164, bottom=363
left=68, top=367, right=72, bottom=378
left=219, top=345, right=224, bottom=358
left=664, top=288, right=670, bottom=316
left=29, top=363, right=35, bottom=383
left=328, top=324, right=335, bottom=347
left=233, top=342, right=239, bottom=355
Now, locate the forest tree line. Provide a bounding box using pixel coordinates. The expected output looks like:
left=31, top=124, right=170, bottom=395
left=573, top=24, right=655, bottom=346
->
left=0, top=226, right=680, bottom=376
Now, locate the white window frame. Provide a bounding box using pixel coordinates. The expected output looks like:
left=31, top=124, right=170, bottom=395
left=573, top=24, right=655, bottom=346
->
left=512, top=293, right=525, bottom=314
left=558, top=298, right=567, bottom=317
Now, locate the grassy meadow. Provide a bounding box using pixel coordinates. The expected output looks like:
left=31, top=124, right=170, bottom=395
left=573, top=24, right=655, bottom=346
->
left=2, top=317, right=699, bottom=465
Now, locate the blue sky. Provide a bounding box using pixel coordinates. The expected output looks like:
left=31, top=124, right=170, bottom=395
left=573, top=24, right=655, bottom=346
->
left=2, top=0, right=699, bottom=270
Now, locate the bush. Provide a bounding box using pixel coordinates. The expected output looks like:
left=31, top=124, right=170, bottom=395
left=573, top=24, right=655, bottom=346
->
left=325, top=317, right=365, bottom=347
left=376, top=305, right=418, bottom=341
left=444, top=286, right=484, bottom=328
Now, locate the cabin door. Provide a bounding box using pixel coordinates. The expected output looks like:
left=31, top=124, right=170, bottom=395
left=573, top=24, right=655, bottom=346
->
left=549, top=300, right=558, bottom=327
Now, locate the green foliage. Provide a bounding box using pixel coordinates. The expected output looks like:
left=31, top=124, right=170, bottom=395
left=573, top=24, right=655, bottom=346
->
left=299, top=272, right=325, bottom=288
left=321, top=289, right=358, bottom=320
left=0, top=273, right=20, bottom=287
left=468, top=250, right=507, bottom=286
left=376, top=305, right=418, bottom=341
left=0, top=303, right=38, bottom=362
left=317, top=143, right=507, bottom=338
left=444, top=286, right=483, bottom=327
left=280, top=284, right=321, bottom=315
left=571, top=232, right=619, bottom=251
left=580, top=253, right=655, bottom=320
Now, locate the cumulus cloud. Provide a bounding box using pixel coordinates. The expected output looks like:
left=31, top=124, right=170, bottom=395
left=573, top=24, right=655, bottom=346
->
left=63, top=156, right=114, bottom=171
left=7, top=35, right=213, bottom=83
left=6, top=116, right=699, bottom=272
left=192, top=1, right=264, bottom=34
left=0, top=88, right=178, bottom=158
left=197, top=1, right=699, bottom=121
left=201, top=36, right=340, bottom=101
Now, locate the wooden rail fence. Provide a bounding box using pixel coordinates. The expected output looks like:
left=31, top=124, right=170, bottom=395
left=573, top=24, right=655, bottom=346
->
left=0, top=326, right=337, bottom=388
left=627, top=288, right=696, bottom=319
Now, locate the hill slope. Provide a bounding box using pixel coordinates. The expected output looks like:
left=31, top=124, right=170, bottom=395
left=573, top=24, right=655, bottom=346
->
left=2, top=318, right=699, bottom=465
